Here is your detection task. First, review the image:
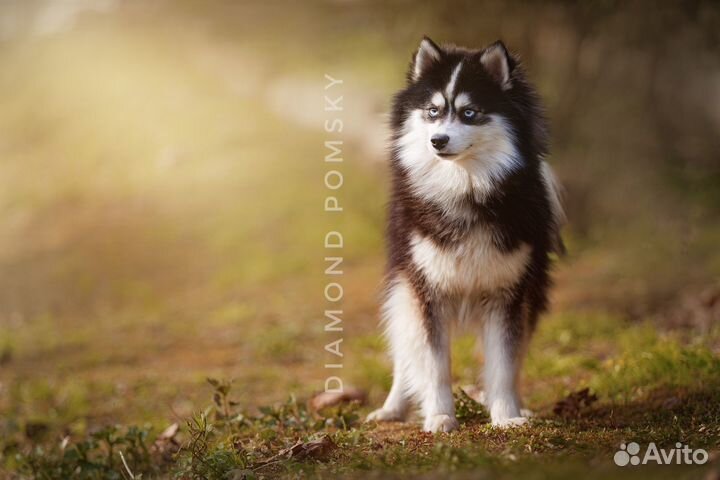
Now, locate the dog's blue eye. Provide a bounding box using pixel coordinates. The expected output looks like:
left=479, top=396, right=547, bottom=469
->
left=428, top=107, right=439, bottom=118
left=462, top=109, right=476, bottom=119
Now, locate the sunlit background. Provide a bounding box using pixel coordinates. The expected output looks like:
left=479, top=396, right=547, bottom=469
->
left=1, top=0, right=719, bottom=453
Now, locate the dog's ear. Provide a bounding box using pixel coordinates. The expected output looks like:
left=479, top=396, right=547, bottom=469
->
left=411, top=36, right=442, bottom=82
left=480, top=41, right=512, bottom=90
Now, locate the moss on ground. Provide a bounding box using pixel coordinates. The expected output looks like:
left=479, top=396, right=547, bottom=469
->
left=3, top=314, right=719, bottom=479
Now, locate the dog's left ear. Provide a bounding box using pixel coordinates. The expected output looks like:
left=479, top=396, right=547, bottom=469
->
left=480, top=41, right=513, bottom=90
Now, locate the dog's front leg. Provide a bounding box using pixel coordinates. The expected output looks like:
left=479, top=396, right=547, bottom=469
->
left=367, top=277, right=458, bottom=432
left=418, top=315, right=457, bottom=433
left=483, top=306, right=528, bottom=428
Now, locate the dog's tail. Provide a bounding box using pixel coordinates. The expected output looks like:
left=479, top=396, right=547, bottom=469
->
left=540, top=161, right=567, bottom=256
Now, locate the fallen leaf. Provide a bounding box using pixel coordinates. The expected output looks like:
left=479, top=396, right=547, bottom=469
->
left=553, top=388, right=598, bottom=417
left=309, top=388, right=366, bottom=411
left=461, top=384, right=486, bottom=405
left=279, top=435, right=336, bottom=461
left=228, top=469, right=255, bottom=480
left=152, top=423, right=181, bottom=461
left=158, top=422, right=179, bottom=440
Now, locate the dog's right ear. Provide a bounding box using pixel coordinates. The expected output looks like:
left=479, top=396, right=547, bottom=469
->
left=410, top=36, right=442, bottom=82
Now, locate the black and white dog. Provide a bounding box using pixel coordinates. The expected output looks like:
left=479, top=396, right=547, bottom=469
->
left=367, top=38, right=565, bottom=432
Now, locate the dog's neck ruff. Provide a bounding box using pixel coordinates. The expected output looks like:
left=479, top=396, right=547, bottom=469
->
left=396, top=111, right=521, bottom=210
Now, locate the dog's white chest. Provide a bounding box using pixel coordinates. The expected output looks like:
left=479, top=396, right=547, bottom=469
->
left=410, top=229, right=530, bottom=293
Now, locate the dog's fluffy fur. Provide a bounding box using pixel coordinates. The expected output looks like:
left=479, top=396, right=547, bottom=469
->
left=367, top=37, right=565, bottom=432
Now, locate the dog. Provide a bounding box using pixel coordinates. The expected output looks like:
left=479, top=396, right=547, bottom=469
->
left=366, top=37, right=565, bottom=432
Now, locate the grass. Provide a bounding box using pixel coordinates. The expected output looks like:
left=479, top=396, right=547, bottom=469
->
left=2, top=312, right=719, bottom=478
left=0, top=2, right=719, bottom=478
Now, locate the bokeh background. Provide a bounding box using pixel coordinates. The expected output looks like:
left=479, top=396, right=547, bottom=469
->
left=1, top=0, right=719, bottom=445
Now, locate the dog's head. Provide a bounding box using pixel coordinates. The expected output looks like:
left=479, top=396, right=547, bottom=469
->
left=393, top=37, right=545, bottom=204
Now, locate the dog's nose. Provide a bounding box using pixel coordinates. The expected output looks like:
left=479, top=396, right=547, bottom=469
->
left=430, top=134, right=449, bottom=150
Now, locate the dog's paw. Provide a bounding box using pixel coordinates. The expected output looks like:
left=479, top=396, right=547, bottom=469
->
left=491, top=416, right=529, bottom=428
left=366, top=408, right=405, bottom=423
left=423, top=414, right=459, bottom=433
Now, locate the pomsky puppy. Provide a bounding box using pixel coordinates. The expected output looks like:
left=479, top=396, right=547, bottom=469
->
left=367, top=37, right=565, bottom=432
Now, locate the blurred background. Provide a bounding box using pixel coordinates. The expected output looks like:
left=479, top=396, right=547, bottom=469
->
left=0, top=0, right=718, bottom=438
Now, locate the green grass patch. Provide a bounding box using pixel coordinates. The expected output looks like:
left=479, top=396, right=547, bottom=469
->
left=4, top=316, right=720, bottom=479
